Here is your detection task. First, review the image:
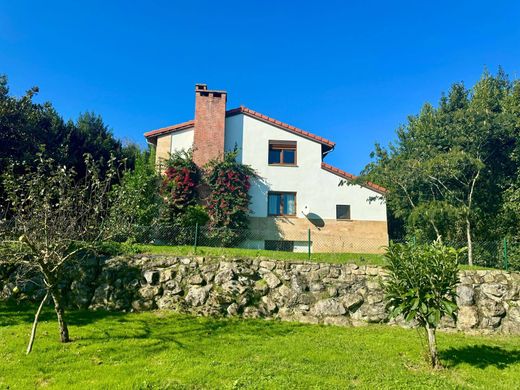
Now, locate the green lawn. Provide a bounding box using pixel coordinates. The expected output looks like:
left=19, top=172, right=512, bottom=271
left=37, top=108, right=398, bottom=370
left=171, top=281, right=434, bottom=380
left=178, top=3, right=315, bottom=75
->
left=1, top=304, right=519, bottom=389
left=133, top=244, right=493, bottom=270
left=135, top=244, right=386, bottom=265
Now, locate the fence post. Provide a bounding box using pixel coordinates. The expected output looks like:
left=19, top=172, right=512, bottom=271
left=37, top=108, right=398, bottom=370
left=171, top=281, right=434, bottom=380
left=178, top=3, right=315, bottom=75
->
left=308, top=228, right=311, bottom=261
left=194, top=222, right=199, bottom=254
left=503, top=237, right=508, bottom=271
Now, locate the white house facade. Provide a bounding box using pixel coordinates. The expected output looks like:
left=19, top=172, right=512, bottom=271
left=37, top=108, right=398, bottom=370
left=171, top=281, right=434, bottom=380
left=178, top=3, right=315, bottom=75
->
left=145, top=84, right=388, bottom=253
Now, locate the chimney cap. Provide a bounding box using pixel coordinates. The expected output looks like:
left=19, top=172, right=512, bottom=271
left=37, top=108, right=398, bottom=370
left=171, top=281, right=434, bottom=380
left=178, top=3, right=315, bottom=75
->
left=195, top=83, right=227, bottom=95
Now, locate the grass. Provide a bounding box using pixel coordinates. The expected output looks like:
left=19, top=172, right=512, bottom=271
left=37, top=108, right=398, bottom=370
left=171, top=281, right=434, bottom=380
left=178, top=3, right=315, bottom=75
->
left=1, top=303, right=519, bottom=389
left=135, top=244, right=386, bottom=265
left=133, top=244, right=495, bottom=270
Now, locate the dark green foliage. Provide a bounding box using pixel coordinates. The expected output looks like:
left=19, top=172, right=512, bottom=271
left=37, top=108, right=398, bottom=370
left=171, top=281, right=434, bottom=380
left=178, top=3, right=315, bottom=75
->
left=68, top=112, right=126, bottom=178
left=362, top=68, right=520, bottom=266
left=153, top=149, right=255, bottom=246
left=181, top=205, right=209, bottom=227
left=107, top=148, right=161, bottom=241
left=0, top=75, right=127, bottom=211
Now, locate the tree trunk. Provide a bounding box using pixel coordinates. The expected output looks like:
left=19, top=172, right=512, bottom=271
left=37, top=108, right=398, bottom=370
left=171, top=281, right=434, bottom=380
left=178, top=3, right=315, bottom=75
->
left=466, top=216, right=473, bottom=267
left=426, top=325, right=441, bottom=369
left=430, top=220, right=443, bottom=243
left=466, top=170, right=479, bottom=267
left=26, top=291, right=49, bottom=354
left=50, top=290, right=70, bottom=343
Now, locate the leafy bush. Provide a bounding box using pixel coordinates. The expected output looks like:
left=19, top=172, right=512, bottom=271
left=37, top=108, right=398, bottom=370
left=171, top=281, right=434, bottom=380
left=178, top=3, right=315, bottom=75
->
left=181, top=205, right=209, bottom=227
left=205, top=150, right=256, bottom=246
left=384, top=242, right=461, bottom=368
left=160, top=150, right=200, bottom=223
left=108, top=148, right=161, bottom=241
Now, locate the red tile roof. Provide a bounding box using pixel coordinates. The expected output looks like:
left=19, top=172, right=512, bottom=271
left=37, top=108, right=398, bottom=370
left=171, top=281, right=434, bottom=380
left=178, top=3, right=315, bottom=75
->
left=144, top=119, right=195, bottom=138
left=144, top=108, right=385, bottom=194
left=144, top=106, right=335, bottom=149
left=321, top=162, right=387, bottom=194
left=226, top=106, right=335, bottom=148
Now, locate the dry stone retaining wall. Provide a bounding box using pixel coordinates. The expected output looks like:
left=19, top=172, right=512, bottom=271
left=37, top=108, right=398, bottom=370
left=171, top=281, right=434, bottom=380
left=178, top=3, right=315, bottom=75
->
left=2, top=255, right=519, bottom=334
left=92, top=256, right=520, bottom=334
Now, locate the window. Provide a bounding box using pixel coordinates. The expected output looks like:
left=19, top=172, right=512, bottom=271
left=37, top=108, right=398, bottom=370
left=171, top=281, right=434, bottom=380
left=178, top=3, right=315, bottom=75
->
left=336, top=205, right=351, bottom=220
left=268, top=192, right=296, bottom=216
left=265, top=240, right=294, bottom=252
left=268, top=141, right=297, bottom=165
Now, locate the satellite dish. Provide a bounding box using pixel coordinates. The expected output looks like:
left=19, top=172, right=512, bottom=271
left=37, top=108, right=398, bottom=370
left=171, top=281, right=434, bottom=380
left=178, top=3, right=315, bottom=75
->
left=302, top=205, right=311, bottom=216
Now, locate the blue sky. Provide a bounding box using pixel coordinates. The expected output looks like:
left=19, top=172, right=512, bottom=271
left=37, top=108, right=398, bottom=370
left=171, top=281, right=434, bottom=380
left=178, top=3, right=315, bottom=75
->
left=1, top=1, right=519, bottom=174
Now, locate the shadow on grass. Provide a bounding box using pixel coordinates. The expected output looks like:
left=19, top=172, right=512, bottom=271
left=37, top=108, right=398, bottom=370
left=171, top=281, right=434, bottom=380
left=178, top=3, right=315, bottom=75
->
left=1, top=302, right=302, bottom=355
left=441, top=345, right=520, bottom=369
left=0, top=302, right=128, bottom=327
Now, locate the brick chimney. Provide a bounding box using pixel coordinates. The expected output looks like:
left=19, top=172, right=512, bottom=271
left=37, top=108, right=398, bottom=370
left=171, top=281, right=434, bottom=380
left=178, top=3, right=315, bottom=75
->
left=193, top=83, right=227, bottom=167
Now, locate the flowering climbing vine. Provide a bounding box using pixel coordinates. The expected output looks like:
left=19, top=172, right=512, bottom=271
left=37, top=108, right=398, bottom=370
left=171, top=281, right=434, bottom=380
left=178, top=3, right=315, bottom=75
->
left=160, top=150, right=200, bottom=223
left=205, top=149, right=256, bottom=246
left=158, top=148, right=255, bottom=246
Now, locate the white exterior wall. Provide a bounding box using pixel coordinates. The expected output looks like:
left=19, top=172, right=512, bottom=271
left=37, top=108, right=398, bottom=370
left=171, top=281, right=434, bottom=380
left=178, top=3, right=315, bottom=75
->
left=225, top=114, right=386, bottom=221
left=169, top=127, right=194, bottom=153
left=158, top=114, right=386, bottom=223
left=224, top=115, right=244, bottom=161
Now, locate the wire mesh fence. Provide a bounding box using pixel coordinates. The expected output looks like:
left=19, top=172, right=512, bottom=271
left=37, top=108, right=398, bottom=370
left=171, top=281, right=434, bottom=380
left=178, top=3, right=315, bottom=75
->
left=118, top=224, right=519, bottom=271
left=1, top=216, right=517, bottom=270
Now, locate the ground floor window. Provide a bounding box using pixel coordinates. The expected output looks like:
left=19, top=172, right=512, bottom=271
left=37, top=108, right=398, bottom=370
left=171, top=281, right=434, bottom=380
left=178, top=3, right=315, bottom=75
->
left=265, top=240, right=295, bottom=251
left=268, top=192, right=296, bottom=216
left=336, top=204, right=351, bottom=220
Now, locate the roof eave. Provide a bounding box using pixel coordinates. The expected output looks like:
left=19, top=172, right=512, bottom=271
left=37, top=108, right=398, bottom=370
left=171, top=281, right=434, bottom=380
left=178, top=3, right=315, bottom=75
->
left=228, top=106, right=336, bottom=148
left=321, top=162, right=387, bottom=195
left=143, top=120, right=195, bottom=139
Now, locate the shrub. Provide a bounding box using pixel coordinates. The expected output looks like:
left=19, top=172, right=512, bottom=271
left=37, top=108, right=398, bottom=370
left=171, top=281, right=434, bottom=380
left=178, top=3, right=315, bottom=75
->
left=160, top=150, right=200, bottom=223
left=384, top=242, right=461, bottom=368
left=205, top=150, right=256, bottom=246
left=108, top=148, right=161, bottom=241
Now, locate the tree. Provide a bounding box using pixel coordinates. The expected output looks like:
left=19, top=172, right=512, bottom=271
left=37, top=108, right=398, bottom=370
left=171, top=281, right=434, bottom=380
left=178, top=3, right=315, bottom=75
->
left=0, top=154, right=118, bottom=353
left=0, top=75, right=69, bottom=208
left=422, top=151, right=484, bottom=265
left=361, top=69, right=519, bottom=267
left=0, top=75, right=128, bottom=207
left=68, top=112, right=127, bottom=178
left=384, top=242, right=461, bottom=368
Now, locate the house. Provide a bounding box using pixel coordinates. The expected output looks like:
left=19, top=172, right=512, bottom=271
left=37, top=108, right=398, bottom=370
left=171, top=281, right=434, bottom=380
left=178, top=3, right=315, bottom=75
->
left=144, top=84, right=388, bottom=253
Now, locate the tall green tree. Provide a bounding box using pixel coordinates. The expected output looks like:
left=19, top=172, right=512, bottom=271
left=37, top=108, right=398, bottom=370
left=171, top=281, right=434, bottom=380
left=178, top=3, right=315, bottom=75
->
left=362, top=69, right=519, bottom=266
left=0, top=75, right=129, bottom=204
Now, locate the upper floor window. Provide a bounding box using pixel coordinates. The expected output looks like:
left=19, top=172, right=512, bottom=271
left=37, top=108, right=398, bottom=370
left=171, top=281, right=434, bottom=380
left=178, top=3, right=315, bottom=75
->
left=336, top=204, right=351, bottom=220
left=268, top=141, right=297, bottom=165
left=268, top=192, right=296, bottom=216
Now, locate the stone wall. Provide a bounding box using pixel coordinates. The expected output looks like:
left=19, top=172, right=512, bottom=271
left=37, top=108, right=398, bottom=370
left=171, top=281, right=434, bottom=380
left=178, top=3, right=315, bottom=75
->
left=2, top=255, right=519, bottom=334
